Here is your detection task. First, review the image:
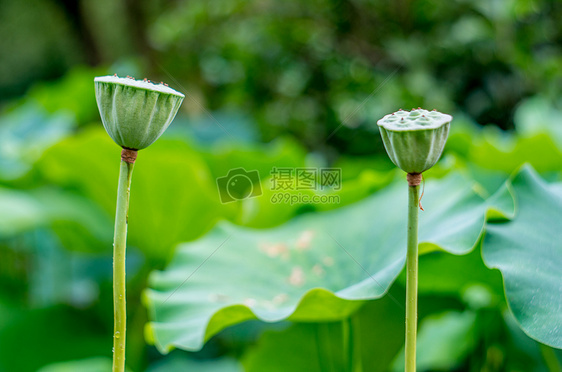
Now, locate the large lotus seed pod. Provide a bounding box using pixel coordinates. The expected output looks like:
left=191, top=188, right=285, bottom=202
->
left=377, top=108, right=451, bottom=174
left=95, top=75, right=185, bottom=150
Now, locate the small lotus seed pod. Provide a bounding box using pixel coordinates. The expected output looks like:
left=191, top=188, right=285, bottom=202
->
left=377, top=108, right=451, bottom=174
left=94, top=75, right=185, bottom=150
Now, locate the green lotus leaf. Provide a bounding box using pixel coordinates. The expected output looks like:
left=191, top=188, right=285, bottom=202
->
left=242, top=322, right=347, bottom=372
left=147, top=355, right=242, bottom=372
left=482, top=165, right=562, bottom=349
left=242, top=294, right=406, bottom=372
left=0, top=187, right=45, bottom=236
left=36, top=128, right=233, bottom=262
left=0, top=186, right=110, bottom=250
left=391, top=311, right=478, bottom=371
left=37, top=358, right=114, bottom=372
left=145, top=172, right=494, bottom=352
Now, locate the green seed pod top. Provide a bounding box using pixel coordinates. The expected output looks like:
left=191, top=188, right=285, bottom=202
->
left=95, top=75, right=185, bottom=150
left=377, top=108, right=451, bottom=174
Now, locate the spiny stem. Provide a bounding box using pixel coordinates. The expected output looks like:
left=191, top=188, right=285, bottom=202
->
left=113, top=159, right=134, bottom=372
left=405, top=183, right=419, bottom=372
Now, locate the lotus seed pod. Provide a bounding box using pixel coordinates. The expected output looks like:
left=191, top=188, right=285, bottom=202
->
left=377, top=108, right=451, bottom=174
left=94, top=75, right=185, bottom=150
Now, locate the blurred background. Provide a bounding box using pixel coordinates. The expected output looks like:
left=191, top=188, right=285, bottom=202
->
left=1, top=0, right=562, bottom=371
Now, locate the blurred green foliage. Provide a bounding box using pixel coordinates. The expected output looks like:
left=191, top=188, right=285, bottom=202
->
left=1, top=0, right=562, bottom=371
left=2, top=0, right=562, bottom=154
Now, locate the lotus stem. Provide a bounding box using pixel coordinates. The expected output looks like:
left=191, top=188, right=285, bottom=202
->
left=405, top=181, right=419, bottom=372
left=113, top=151, right=135, bottom=372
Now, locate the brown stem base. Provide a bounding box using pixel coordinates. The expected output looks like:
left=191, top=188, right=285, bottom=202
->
left=121, top=148, right=138, bottom=164
left=407, top=173, right=422, bottom=187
